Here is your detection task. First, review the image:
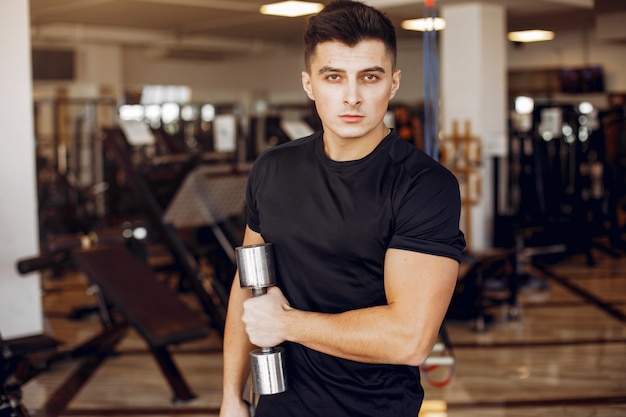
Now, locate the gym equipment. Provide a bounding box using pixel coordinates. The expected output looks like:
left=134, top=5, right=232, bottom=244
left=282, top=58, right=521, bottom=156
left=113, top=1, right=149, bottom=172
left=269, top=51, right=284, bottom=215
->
left=439, top=120, right=482, bottom=249
left=16, top=231, right=210, bottom=404
left=447, top=249, right=518, bottom=332
left=103, top=128, right=234, bottom=336
left=421, top=326, right=456, bottom=388
left=72, top=246, right=209, bottom=403
left=235, top=244, right=287, bottom=395
left=164, top=164, right=248, bottom=265
left=0, top=332, right=58, bottom=417
left=34, top=97, right=117, bottom=236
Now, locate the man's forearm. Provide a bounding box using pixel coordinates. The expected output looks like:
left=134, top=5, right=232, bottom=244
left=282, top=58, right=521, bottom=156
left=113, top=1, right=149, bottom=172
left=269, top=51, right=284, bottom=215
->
left=222, top=283, right=254, bottom=401
left=283, top=304, right=437, bottom=366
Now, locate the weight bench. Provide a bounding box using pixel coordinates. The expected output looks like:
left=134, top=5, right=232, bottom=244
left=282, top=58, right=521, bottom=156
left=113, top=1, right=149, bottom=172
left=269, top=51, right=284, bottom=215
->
left=72, top=245, right=210, bottom=404
left=448, top=249, right=518, bottom=332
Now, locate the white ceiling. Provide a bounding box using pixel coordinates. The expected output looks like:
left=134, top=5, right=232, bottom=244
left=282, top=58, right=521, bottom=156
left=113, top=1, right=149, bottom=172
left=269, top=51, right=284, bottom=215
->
left=29, top=0, right=626, bottom=60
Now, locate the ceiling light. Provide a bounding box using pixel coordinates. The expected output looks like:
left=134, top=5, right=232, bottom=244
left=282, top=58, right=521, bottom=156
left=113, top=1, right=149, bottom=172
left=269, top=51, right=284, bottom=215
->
left=515, top=96, right=534, bottom=115
left=507, top=30, right=554, bottom=43
left=578, top=102, right=593, bottom=115
left=401, top=17, right=446, bottom=32
left=260, top=1, right=323, bottom=17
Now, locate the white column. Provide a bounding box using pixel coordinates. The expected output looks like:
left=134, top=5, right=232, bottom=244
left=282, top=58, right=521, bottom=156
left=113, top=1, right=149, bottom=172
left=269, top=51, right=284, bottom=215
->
left=440, top=2, right=508, bottom=250
left=0, top=0, right=43, bottom=338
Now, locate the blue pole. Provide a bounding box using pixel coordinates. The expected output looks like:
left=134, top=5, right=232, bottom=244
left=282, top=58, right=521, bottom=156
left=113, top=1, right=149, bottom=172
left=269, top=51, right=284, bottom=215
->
left=423, top=2, right=440, bottom=161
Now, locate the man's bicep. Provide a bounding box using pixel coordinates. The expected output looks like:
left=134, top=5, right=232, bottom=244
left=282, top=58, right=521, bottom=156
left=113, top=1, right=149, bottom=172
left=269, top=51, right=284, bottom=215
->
left=384, top=249, right=458, bottom=335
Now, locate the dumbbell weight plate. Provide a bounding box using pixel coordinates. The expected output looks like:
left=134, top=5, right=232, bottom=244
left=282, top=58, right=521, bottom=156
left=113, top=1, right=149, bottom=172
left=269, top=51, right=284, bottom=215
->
left=250, top=346, right=287, bottom=395
left=236, top=244, right=276, bottom=290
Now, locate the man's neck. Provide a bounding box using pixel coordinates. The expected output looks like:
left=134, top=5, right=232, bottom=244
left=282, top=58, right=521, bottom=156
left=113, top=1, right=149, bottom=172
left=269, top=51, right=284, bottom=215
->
left=323, top=127, right=390, bottom=162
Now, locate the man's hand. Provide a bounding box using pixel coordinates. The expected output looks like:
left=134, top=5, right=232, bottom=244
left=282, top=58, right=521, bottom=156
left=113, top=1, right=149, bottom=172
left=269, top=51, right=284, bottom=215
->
left=242, top=286, right=291, bottom=347
left=219, top=397, right=252, bottom=417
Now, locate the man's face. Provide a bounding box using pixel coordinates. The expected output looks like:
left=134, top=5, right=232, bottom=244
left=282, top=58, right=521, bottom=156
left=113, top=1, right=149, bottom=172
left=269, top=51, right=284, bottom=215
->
left=302, top=39, right=401, bottom=144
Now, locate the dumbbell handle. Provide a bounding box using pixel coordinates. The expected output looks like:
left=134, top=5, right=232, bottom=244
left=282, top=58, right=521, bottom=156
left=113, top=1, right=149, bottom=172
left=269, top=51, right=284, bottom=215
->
left=252, top=288, right=267, bottom=297
left=250, top=287, right=275, bottom=355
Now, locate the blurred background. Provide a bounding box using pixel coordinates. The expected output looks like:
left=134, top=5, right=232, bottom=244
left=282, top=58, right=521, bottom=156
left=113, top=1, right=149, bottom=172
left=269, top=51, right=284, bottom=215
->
left=1, top=1, right=625, bottom=416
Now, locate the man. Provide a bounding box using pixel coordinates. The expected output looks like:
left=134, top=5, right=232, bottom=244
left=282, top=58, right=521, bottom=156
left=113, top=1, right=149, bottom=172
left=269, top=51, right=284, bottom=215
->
left=220, top=1, right=465, bottom=416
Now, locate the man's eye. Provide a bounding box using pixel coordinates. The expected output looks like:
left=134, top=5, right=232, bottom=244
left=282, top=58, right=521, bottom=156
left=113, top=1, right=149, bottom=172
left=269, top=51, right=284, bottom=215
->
left=325, top=74, right=341, bottom=81
left=364, top=74, right=380, bottom=81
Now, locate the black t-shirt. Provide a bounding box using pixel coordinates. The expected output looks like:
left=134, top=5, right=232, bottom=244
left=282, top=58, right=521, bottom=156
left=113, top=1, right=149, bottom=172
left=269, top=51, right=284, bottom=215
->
left=246, top=130, right=465, bottom=417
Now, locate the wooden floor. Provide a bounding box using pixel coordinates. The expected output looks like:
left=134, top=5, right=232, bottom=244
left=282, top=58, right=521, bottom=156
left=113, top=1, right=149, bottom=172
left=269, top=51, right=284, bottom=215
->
left=15, top=242, right=626, bottom=417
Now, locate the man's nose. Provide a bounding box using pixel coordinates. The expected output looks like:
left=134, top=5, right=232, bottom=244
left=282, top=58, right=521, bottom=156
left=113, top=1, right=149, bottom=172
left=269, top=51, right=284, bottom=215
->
left=344, top=80, right=362, bottom=107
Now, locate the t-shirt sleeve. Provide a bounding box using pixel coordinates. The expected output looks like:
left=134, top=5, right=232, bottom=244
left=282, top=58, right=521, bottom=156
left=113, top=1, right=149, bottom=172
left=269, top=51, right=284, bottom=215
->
left=389, top=165, right=466, bottom=262
left=245, top=157, right=262, bottom=233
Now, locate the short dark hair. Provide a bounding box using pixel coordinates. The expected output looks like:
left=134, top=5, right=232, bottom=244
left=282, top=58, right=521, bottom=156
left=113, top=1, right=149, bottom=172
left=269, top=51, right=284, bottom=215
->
left=303, top=0, right=397, bottom=71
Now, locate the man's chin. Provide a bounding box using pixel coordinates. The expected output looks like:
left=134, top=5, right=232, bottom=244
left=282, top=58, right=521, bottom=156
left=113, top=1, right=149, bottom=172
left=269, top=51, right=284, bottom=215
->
left=328, top=126, right=371, bottom=140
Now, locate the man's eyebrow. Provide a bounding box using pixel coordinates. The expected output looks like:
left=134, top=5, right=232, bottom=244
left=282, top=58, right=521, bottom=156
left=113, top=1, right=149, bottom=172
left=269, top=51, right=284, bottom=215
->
left=318, top=65, right=386, bottom=75
left=318, top=66, right=343, bottom=74
left=362, top=66, right=386, bottom=73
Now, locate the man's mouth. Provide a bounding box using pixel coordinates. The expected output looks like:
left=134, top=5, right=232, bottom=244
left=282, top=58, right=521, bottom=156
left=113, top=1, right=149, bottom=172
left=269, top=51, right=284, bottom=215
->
left=340, top=114, right=364, bottom=122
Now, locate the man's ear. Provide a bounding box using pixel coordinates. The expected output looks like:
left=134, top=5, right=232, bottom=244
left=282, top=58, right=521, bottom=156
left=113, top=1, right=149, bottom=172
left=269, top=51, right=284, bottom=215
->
left=302, top=71, right=315, bottom=100
left=389, top=69, right=401, bottom=100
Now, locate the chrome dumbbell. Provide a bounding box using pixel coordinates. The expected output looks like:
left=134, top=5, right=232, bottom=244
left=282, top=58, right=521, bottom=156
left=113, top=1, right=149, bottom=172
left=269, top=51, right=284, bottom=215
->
left=235, top=243, right=287, bottom=395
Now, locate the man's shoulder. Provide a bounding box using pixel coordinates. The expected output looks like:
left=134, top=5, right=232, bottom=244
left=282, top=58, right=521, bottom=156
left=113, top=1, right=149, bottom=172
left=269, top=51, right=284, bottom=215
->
left=258, top=131, right=320, bottom=160
left=251, top=131, right=321, bottom=177
left=383, top=132, right=454, bottom=181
